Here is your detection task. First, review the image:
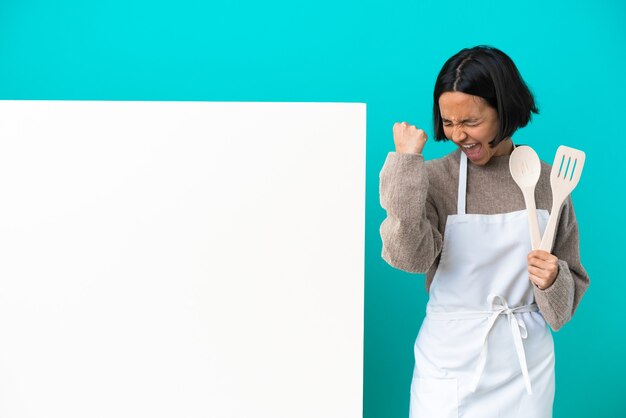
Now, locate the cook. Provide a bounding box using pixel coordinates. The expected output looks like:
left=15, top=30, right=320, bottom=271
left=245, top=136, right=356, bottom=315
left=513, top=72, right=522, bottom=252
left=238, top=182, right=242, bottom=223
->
left=379, top=45, right=590, bottom=417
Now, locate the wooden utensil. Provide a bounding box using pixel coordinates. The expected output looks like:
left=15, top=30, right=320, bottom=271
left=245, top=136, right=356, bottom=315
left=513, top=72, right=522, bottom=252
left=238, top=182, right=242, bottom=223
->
left=539, top=145, right=586, bottom=252
left=509, top=145, right=543, bottom=250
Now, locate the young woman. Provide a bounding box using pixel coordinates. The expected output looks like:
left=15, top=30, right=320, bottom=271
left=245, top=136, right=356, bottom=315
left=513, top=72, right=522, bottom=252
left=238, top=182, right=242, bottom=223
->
left=379, top=45, right=590, bottom=417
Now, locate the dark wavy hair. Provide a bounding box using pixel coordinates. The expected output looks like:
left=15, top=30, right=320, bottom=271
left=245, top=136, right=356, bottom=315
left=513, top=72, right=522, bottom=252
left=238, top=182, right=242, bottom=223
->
left=433, top=45, right=539, bottom=148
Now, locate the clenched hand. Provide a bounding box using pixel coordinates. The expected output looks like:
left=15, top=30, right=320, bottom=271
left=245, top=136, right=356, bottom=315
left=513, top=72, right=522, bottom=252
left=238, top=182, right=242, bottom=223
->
left=527, top=250, right=559, bottom=290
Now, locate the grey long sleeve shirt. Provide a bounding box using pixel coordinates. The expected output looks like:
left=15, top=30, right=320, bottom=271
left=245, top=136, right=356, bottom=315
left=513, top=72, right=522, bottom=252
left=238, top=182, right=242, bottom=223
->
left=379, top=147, right=590, bottom=331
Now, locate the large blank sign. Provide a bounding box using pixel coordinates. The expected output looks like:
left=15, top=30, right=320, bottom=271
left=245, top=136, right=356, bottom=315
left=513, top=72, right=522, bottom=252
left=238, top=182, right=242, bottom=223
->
left=0, top=101, right=365, bottom=418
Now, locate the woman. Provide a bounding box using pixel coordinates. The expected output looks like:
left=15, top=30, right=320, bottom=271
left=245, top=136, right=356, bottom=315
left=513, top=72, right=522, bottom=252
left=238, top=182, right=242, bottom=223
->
left=379, top=45, right=590, bottom=417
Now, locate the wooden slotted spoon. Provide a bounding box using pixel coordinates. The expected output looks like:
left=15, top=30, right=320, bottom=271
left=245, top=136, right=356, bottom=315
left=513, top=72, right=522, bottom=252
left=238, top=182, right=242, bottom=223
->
left=509, top=145, right=543, bottom=250
left=539, top=145, right=586, bottom=252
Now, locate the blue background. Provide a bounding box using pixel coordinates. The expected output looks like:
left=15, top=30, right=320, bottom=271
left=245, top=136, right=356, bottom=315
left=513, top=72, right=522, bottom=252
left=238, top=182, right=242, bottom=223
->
left=1, top=1, right=624, bottom=416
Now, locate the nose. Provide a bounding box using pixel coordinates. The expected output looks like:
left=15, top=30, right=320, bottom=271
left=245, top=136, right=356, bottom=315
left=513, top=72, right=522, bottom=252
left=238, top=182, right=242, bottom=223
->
left=451, top=125, right=467, bottom=142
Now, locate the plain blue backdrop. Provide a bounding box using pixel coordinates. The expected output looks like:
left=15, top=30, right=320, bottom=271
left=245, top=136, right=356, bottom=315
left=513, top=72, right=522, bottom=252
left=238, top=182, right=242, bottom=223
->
left=1, top=1, right=624, bottom=417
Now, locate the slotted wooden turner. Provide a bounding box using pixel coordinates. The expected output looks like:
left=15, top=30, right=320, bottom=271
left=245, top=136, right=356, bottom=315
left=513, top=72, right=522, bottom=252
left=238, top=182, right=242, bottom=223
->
left=539, top=146, right=586, bottom=252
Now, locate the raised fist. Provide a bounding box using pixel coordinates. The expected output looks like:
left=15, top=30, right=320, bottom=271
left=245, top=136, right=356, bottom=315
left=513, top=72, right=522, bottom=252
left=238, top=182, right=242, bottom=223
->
left=393, top=122, right=428, bottom=154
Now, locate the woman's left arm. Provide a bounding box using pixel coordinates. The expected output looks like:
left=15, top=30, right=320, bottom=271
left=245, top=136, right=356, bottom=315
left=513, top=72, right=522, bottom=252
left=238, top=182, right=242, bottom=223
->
left=530, top=195, right=590, bottom=331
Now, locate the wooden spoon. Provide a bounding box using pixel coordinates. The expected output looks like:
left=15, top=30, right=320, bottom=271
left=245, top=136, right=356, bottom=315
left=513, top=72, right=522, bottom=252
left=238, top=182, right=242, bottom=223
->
left=509, top=145, right=542, bottom=250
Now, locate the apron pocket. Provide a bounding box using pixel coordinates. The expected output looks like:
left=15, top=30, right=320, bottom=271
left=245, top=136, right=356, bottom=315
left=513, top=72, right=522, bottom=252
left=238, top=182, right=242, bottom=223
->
left=410, top=376, right=458, bottom=418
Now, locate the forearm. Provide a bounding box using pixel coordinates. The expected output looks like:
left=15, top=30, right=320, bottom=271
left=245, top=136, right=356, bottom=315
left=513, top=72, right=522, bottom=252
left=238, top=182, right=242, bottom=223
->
left=534, top=198, right=590, bottom=331
left=379, top=152, right=442, bottom=273
left=534, top=259, right=577, bottom=331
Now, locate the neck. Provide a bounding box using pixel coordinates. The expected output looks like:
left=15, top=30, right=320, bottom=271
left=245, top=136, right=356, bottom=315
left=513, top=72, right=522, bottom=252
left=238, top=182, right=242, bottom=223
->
left=493, top=138, right=514, bottom=157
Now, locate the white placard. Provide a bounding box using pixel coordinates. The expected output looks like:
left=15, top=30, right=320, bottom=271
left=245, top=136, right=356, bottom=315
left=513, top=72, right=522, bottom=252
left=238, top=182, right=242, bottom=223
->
left=0, top=101, right=365, bottom=418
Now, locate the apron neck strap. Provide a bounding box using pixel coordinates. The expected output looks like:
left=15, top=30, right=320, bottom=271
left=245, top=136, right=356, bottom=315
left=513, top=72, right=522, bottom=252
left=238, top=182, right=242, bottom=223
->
left=457, top=141, right=516, bottom=214
left=457, top=151, right=467, bottom=215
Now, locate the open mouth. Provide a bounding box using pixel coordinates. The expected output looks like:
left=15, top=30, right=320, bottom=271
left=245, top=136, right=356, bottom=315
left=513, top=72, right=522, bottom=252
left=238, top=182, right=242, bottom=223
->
left=461, top=143, right=482, bottom=160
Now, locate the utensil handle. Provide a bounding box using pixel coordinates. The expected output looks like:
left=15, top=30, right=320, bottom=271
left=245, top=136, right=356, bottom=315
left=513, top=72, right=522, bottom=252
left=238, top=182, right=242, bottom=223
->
left=539, top=198, right=564, bottom=252
left=523, top=191, right=542, bottom=250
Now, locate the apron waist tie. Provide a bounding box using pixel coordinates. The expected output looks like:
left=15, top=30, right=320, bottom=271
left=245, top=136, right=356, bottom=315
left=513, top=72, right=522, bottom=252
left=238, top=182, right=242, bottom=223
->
left=426, top=294, right=538, bottom=395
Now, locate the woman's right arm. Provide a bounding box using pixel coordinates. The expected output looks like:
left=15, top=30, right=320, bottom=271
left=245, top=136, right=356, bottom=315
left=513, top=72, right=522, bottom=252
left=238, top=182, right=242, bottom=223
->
left=378, top=123, right=443, bottom=273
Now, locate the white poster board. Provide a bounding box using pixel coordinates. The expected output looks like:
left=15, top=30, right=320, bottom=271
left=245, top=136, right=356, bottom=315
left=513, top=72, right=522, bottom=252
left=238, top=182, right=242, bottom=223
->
left=0, top=101, right=365, bottom=418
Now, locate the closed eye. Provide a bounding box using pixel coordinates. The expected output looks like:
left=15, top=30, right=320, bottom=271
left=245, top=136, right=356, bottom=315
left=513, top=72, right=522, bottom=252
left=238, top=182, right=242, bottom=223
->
left=443, top=122, right=480, bottom=127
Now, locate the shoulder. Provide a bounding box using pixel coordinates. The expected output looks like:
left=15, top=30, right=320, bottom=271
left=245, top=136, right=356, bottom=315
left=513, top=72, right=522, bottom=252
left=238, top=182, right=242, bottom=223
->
left=538, top=158, right=553, bottom=180
left=424, top=149, right=460, bottom=206
left=425, top=148, right=460, bottom=179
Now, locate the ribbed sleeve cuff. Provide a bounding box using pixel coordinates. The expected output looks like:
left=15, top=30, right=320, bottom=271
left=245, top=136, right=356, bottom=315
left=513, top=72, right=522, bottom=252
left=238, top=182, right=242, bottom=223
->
left=533, top=259, right=576, bottom=331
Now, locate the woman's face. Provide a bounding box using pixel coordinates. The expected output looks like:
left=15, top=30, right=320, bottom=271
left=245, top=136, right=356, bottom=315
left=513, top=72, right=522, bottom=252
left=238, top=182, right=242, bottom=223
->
left=438, top=91, right=513, bottom=165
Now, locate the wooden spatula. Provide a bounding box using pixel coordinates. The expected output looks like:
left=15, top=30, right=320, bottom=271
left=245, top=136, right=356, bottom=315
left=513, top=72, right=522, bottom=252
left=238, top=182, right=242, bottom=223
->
left=539, top=146, right=586, bottom=252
